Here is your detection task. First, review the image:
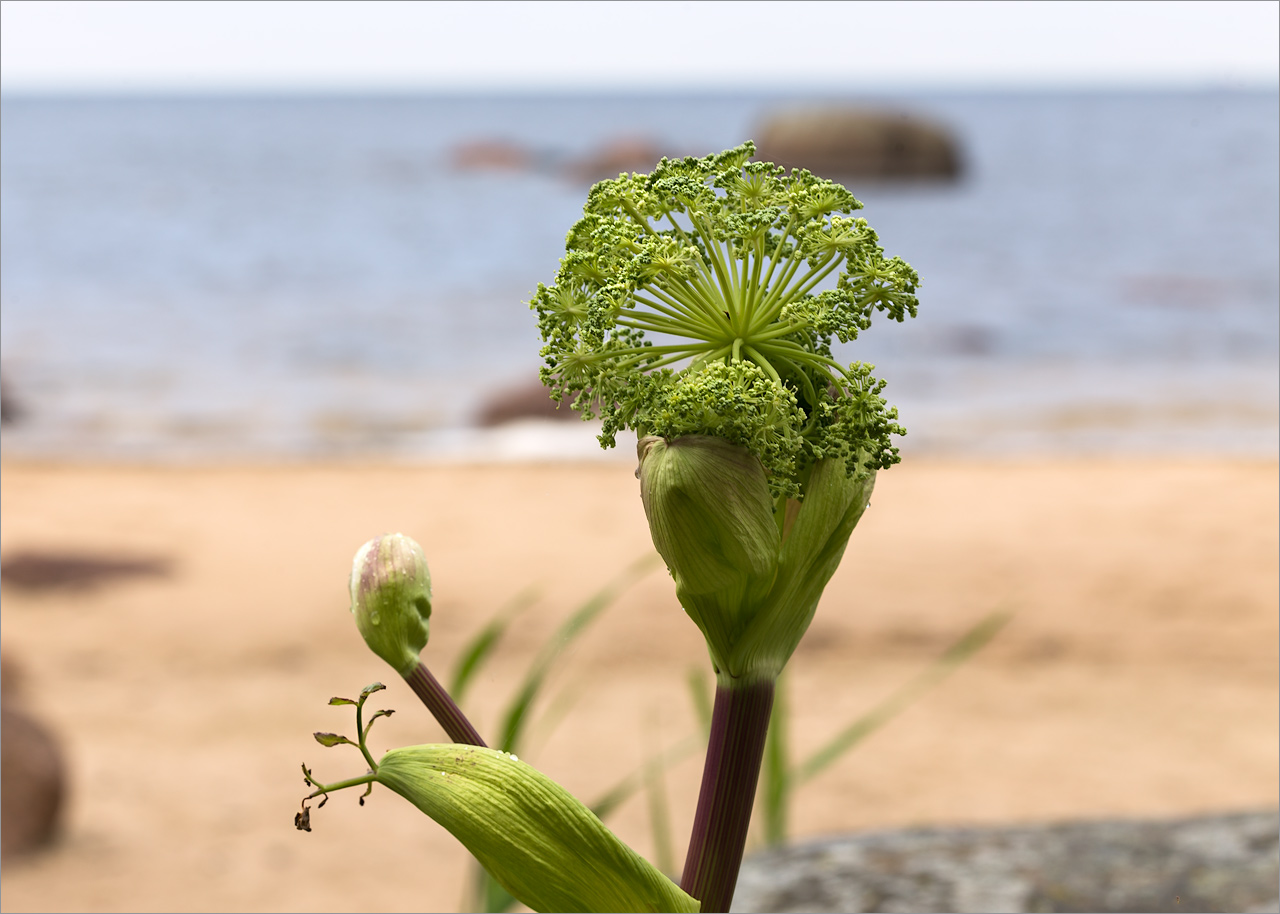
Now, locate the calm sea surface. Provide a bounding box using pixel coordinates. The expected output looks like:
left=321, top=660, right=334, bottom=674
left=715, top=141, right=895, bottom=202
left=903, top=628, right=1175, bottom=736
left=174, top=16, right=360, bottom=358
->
left=1, top=91, right=1276, bottom=460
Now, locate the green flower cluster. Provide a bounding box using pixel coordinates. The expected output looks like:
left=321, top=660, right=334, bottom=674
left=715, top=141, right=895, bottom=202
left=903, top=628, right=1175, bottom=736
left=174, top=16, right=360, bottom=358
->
left=531, top=141, right=920, bottom=498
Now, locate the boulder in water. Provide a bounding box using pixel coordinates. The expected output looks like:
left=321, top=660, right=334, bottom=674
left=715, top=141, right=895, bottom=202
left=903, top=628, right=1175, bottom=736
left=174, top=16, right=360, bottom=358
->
left=475, top=379, right=577, bottom=427
left=754, top=107, right=962, bottom=180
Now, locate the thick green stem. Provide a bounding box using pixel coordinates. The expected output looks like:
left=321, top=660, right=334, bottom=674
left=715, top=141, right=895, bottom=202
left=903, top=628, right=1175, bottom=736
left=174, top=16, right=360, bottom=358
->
left=679, top=677, right=775, bottom=912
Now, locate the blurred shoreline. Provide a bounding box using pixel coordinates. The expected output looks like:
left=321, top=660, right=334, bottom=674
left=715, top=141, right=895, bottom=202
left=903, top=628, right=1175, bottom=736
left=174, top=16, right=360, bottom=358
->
left=3, top=90, right=1276, bottom=466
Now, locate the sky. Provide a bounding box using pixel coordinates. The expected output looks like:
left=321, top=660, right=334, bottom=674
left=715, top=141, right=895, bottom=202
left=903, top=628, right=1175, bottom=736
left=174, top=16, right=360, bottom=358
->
left=1, top=0, right=1278, bottom=93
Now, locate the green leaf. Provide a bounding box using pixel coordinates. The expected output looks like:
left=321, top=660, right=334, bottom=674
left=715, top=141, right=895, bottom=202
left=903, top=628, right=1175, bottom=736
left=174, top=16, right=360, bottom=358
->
left=328, top=696, right=357, bottom=706
left=359, top=682, right=386, bottom=700
left=449, top=585, right=539, bottom=707
left=377, top=745, right=698, bottom=913
left=313, top=732, right=356, bottom=748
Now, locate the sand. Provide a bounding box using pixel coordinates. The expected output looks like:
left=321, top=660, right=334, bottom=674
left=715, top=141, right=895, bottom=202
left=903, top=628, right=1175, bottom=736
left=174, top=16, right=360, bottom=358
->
left=0, top=457, right=1276, bottom=912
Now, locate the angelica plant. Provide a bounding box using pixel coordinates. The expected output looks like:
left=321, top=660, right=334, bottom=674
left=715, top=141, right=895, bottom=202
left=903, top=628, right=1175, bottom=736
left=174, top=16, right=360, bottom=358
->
left=533, top=141, right=920, bottom=910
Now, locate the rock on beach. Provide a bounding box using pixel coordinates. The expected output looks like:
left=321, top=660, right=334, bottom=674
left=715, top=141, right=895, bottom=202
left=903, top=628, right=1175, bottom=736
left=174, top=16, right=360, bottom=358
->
left=1, top=701, right=66, bottom=858
left=733, top=809, right=1280, bottom=913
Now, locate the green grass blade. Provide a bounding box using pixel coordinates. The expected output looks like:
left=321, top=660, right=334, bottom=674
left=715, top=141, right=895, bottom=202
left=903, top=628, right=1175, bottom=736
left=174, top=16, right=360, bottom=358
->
left=686, top=664, right=713, bottom=736
left=643, top=716, right=676, bottom=878
left=761, top=670, right=789, bottom=846
left=448, top=585, right=540, bottom=707
left=795, top=609, right=1012, bottom=785
left=587, top=658, right=710, bottom=824
left=522, top=676, right=588, bottom=758
left=482, top=869, right=517, bottom=914
left=590, top=732, right=703, bottom=821
left=497, top=553, right=660, bottom=753
left=464, top=860, right=517, bottom=914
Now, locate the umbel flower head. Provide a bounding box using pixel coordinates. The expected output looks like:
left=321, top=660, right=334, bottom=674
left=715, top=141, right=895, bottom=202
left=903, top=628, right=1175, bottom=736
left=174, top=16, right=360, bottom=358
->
left=530, top=141, right=919, bottom=499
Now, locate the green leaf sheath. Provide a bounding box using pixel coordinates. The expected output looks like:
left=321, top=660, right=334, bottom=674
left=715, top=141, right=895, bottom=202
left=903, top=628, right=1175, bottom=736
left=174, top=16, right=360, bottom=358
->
left=375, top=745, right=698, bottom=914
left=639, top=436, right=875, bottom=680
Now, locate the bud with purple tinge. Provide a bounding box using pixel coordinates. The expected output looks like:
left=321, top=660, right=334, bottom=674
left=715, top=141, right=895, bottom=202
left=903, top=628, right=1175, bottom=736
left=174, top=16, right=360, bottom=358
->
left=349, top=534, right=432, bottom=677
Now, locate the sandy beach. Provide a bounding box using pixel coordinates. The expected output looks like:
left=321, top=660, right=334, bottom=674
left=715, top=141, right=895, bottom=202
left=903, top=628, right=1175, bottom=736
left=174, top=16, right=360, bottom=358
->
left=0, top=456, right=1276, bottom=912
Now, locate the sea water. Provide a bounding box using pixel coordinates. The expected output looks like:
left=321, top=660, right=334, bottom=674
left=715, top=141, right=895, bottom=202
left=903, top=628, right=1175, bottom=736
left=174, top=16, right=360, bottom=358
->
left=1, top=91, right=1276, bottom=460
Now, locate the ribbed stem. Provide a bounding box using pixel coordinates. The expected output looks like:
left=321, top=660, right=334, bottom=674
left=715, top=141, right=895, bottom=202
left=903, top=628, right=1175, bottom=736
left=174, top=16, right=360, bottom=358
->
left=405, top=661, right=486, bottom=747
left=680, top=677, right=775, bottom=912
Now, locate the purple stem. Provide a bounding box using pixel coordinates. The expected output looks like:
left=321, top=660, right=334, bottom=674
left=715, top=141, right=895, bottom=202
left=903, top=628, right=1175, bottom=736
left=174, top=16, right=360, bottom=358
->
left=680, top=677, right=775, bottom=912
left=405, top=661, right=487, bottom=747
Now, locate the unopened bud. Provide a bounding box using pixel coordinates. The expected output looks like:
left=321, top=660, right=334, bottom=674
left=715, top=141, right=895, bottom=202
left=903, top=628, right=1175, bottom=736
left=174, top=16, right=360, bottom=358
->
left=349, top=534, right=432, bottom=677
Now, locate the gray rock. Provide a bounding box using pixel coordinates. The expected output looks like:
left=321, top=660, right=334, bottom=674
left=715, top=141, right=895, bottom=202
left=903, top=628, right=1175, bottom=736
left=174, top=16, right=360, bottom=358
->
left=732, top=810, right=1279, bottom=913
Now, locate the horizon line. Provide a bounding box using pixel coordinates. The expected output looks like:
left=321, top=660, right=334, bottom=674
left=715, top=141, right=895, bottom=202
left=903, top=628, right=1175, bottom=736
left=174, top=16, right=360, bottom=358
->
left=3, top=78, right=1276, bottom=99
